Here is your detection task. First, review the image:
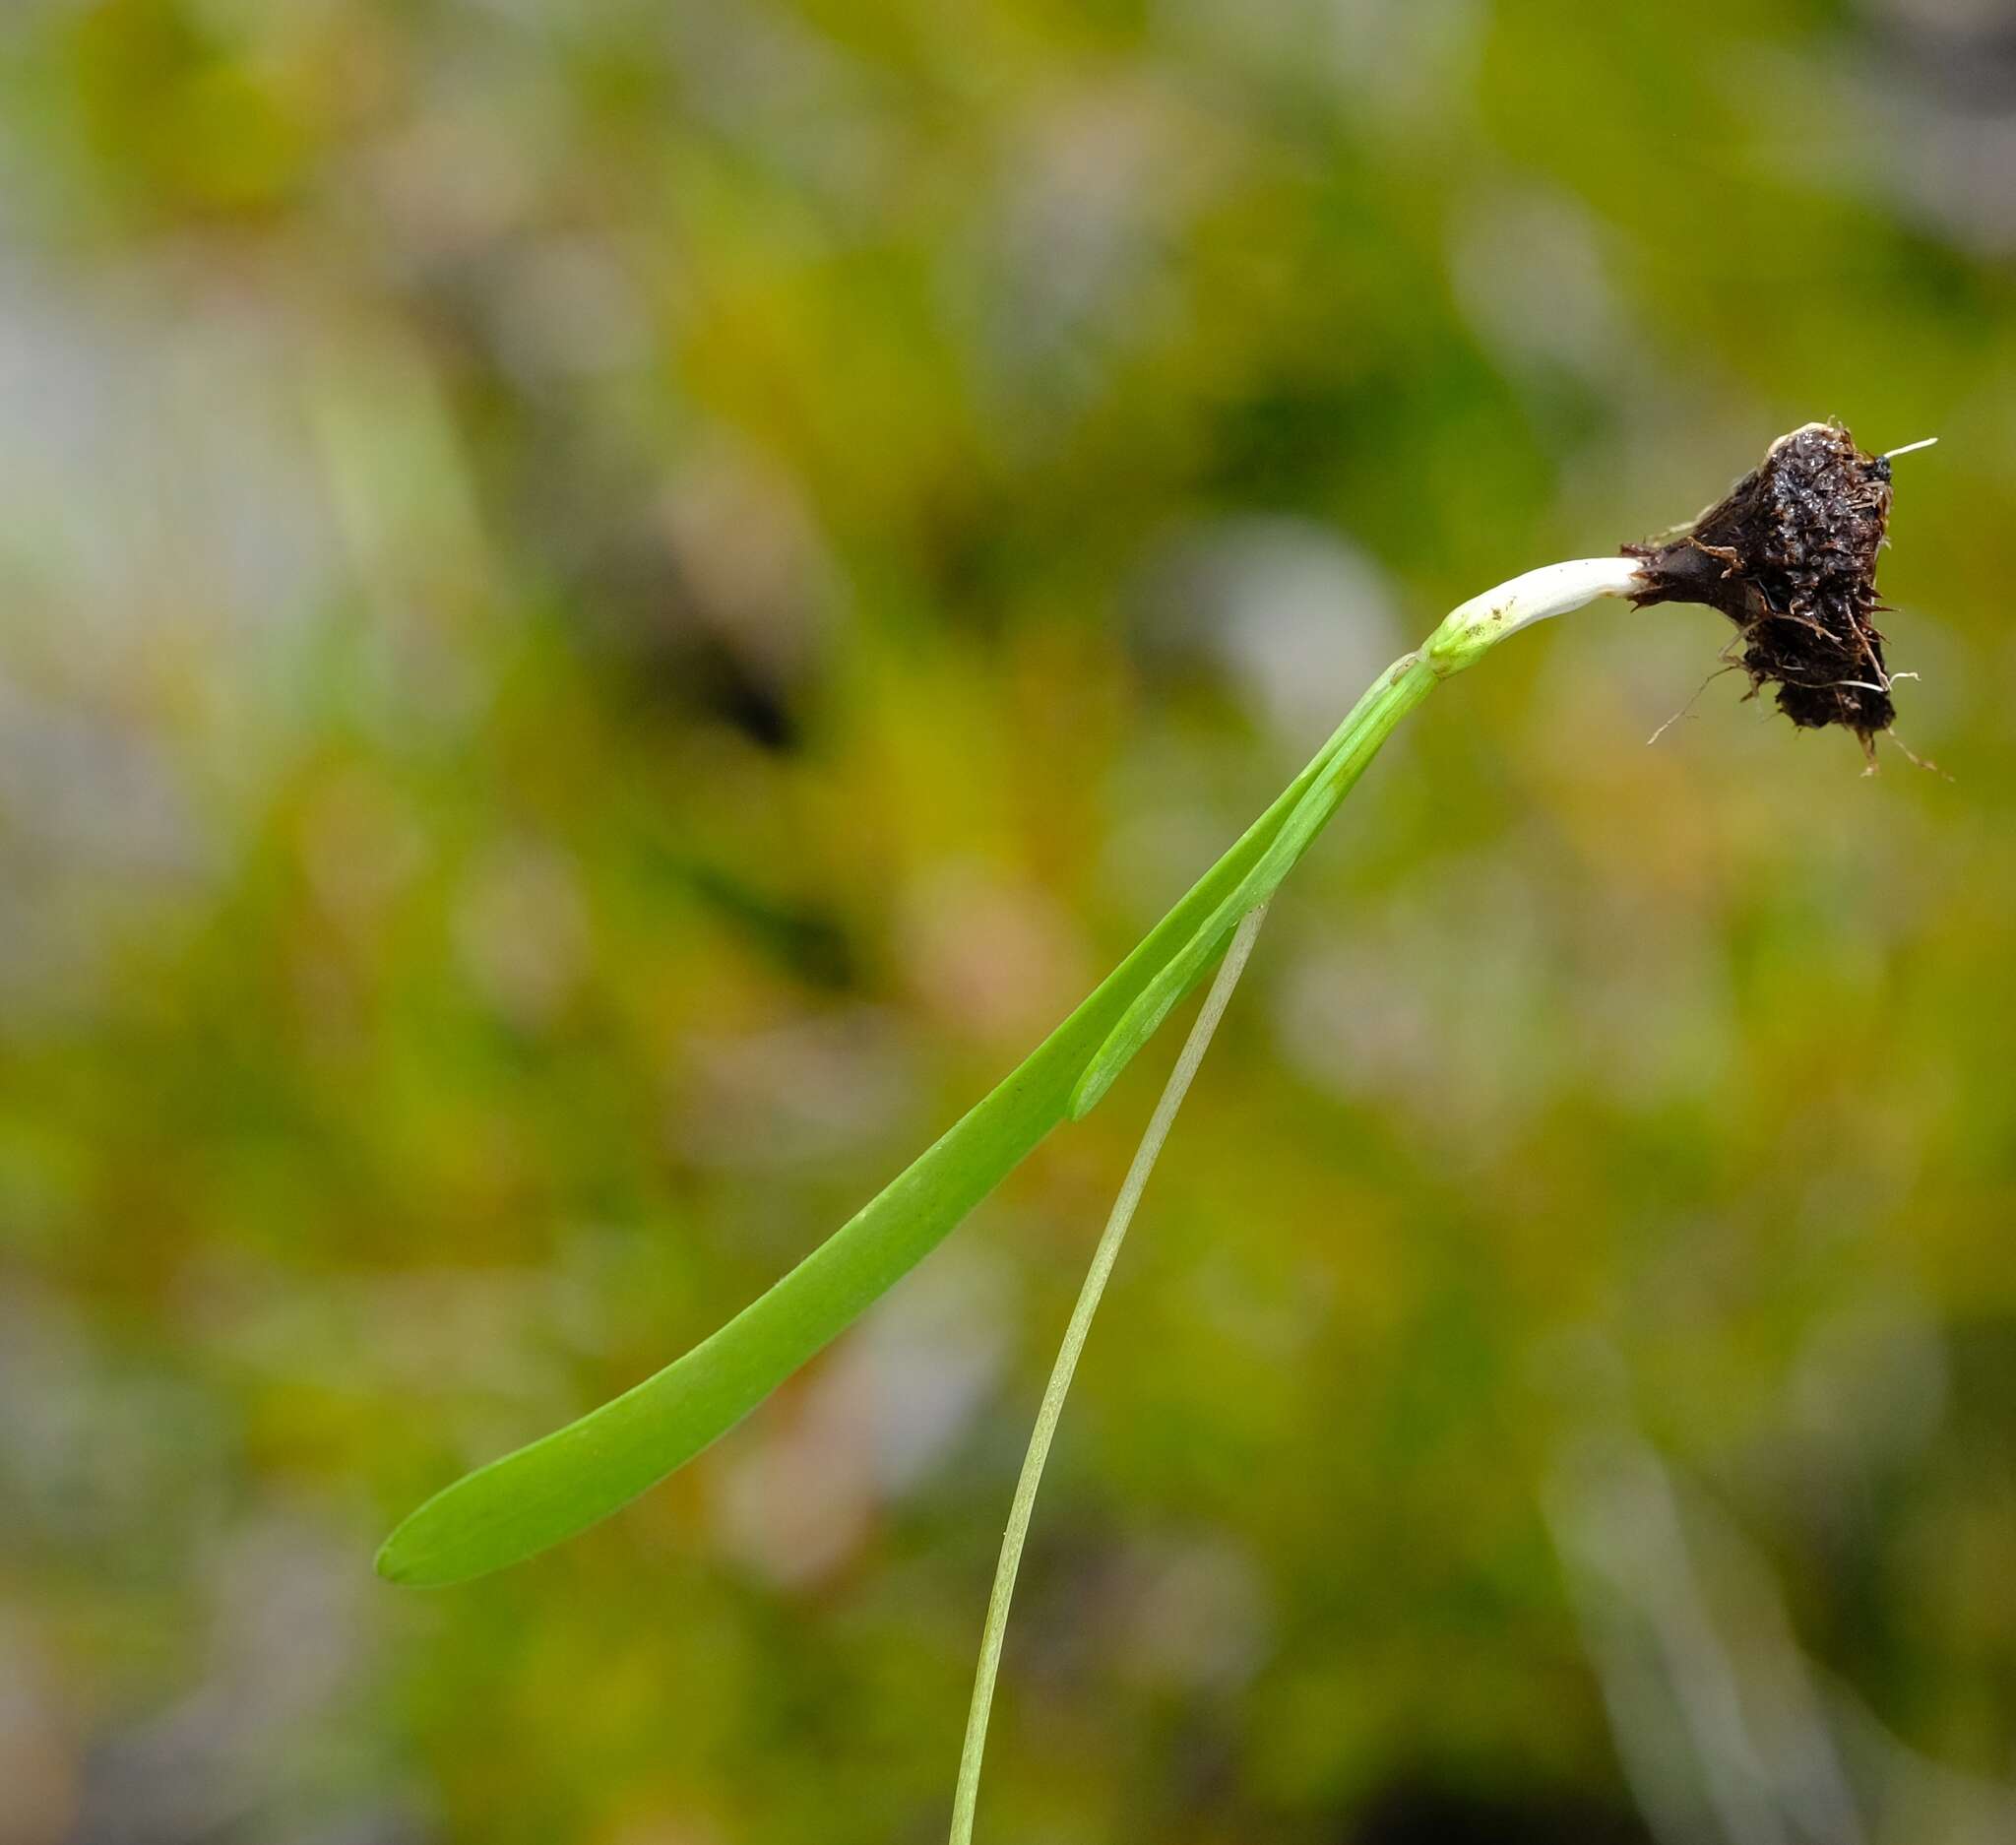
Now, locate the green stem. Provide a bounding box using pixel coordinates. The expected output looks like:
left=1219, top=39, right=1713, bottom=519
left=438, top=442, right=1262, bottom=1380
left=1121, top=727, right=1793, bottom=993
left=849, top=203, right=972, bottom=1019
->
left=949, top=903, right=1272, bottom=1845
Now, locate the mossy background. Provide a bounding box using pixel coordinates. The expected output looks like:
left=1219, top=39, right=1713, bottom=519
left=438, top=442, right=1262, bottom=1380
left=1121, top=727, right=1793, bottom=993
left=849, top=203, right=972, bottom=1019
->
left=3, top=1, right=2014, bottom=1841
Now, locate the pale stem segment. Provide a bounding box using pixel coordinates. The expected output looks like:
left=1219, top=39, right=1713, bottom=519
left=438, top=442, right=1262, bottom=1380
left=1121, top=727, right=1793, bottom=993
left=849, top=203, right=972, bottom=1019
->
left=1424, top=556, right=1648, bottom=672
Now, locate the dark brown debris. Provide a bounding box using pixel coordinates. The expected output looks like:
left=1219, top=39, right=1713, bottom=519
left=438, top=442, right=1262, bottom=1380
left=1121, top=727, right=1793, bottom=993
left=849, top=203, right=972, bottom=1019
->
left=1624, top=422, right=1901, bottom=746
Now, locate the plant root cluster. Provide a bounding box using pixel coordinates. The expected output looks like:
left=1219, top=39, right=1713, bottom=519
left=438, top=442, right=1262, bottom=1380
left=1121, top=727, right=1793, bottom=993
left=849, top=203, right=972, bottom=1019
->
left=1625, top=421, right=1900, bottom=746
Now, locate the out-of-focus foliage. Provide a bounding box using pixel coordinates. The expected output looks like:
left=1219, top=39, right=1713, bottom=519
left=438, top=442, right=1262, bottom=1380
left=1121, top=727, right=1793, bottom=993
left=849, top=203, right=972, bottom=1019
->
left=2, top=0, right=2013, bottom=1841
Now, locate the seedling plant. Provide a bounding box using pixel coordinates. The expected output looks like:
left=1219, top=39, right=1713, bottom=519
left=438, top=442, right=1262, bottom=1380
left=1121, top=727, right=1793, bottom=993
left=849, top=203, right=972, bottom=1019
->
left=380, top=422, right=1923, bottom=1842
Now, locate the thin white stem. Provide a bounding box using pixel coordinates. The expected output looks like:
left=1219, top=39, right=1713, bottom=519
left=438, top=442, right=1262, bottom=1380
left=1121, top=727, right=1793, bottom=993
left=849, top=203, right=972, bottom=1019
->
left=948, top=903, right=1272, bottom=1845
left=1425, top=556, right=1646, bottom=671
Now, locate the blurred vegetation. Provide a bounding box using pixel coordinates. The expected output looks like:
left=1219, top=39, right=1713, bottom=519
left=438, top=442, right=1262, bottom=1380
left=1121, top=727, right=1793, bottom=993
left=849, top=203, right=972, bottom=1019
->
left=2, top=0, right=2014, bottom=1841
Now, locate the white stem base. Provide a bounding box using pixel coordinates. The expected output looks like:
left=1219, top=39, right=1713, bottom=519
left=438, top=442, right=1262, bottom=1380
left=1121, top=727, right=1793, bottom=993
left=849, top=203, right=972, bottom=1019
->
left=1426, top=556, right=1646, bottom=673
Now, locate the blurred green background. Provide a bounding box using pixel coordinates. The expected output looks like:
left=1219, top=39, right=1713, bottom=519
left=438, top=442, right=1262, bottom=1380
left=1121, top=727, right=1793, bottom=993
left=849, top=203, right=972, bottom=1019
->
left=3, top=0, right=2014, bottom=1840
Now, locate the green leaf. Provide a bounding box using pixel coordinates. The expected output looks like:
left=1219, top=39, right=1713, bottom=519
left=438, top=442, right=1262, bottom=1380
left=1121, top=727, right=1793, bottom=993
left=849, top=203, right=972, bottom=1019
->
left=377, top=650, right=1433, bottom=1587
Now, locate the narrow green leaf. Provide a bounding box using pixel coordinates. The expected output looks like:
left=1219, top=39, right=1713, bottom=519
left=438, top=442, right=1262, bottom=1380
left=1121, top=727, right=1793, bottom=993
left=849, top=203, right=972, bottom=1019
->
left=1069, top=653, right=1436, bottom=1118
left=378, top=669, right=1421, bottom=1587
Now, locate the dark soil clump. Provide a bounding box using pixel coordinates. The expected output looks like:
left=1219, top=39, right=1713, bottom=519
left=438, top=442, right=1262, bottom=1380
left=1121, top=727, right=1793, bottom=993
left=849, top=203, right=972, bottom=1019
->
left=1625, top=422, right=1899, bottom=743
